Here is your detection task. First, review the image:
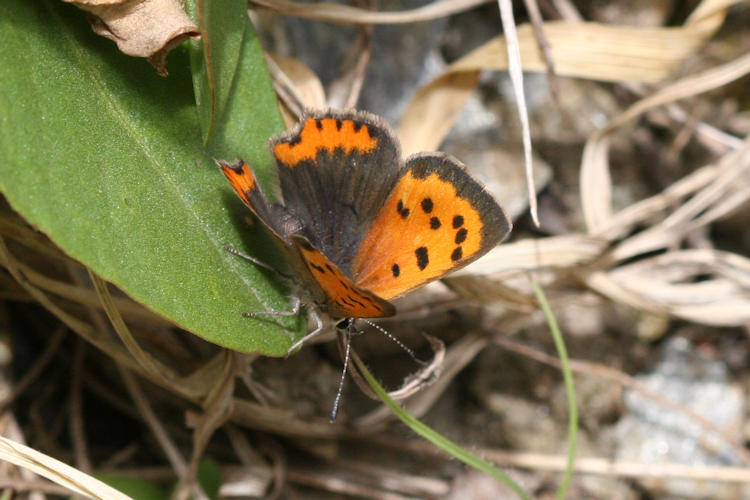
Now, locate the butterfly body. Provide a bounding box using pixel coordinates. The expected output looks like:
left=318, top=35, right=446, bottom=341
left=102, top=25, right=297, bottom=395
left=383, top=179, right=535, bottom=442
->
left=219, top=109, right=511, bottom=326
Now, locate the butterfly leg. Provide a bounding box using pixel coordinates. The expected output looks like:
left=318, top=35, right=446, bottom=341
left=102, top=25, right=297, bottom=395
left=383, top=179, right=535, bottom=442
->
left=242, top=296, right=301, bottom=320
left=285, top=308, right=325, bottom=356
left=223, top=245, right=293, bottom=280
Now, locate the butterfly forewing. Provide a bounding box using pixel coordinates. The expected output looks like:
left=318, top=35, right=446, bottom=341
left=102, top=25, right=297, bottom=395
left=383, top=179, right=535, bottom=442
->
left=217, top=159, right=296, bottom=244
left=271, top=111, right=403, bottom=271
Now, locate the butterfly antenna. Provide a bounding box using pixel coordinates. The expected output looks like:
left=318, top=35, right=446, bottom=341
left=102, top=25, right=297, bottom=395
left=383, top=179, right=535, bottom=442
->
left=330, top=329, right=352, bottom=422
left=361, top=319, right=423, bottom=364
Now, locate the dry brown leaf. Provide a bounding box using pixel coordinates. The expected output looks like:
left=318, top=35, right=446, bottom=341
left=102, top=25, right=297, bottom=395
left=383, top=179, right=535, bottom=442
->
left=397, top=71, right=480, bottom=156
left=64, top=0, right=199, bottom=76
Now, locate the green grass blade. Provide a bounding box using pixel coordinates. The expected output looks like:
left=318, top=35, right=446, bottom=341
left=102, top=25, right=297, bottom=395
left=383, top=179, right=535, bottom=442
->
left=530, top=275, right=578, bottom=499
left=353, top=354, right=530, bottom=500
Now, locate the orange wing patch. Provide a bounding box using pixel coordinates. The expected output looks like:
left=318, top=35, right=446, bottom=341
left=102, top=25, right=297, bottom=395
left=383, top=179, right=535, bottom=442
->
left=273, top=117, right=378, bottom=167
left=352, top=171, right=486, bottom=300
left=293, top=237, right=395, bottom=318
left=218, top=160, right=257, bottom=206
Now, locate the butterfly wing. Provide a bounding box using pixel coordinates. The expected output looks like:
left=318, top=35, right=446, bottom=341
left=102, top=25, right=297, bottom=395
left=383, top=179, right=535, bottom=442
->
left=351, top=153, right=511, bottom=300
left=270, top=110, right=404, bottom=273
left=290, top=235, right=396, bottom=318
left=217, top=159, right=302, bottom=243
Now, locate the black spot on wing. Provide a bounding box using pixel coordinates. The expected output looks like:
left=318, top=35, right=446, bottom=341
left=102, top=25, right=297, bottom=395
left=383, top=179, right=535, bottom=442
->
left=455, top=228, right=467, bottom=244
left=396, top=200, right=410, bottom=219
left=392, top=263, right=400, bottom=277
left=430, top=217, right=441, bottom=229
left=421, top=198, right=433, bottom=213
left=348, top=296, right=366, bottom=308
left=310, top=262, right=326, bottom=274
left=453, top=215, right=464, bottom=229
left=451, top=247, right=463, bottom=261
left=415, top=246, right=429, bottom=270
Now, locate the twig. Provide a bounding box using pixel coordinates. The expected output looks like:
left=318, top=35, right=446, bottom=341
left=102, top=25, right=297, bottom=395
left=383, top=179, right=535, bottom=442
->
left=522, top=0, right=559, bottom=99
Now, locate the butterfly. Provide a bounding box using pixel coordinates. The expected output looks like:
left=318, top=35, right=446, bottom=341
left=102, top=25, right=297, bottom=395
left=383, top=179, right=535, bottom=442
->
left=218, top=109, right=511, bottom=350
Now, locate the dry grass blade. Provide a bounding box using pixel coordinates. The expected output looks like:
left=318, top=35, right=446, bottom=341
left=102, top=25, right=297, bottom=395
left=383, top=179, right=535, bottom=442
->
left=581, top=50, right=750, bottom=233
left=0, top=235, right=152, bottom=378
left=118, top=365, right=210, bottom=500
left=448, top=21, right=725, bottom=82
left=383, top=334, right=445, bottom=400
left=595, top=162, right=729, bottom=240
left=182, top=352, right=236, bottom=497
left=456, top=234, right=607, bottom=275
left=88, top=271, right=230, bottom=402
left=0, top=435, right=132, bottom=499
left=498, top=0, right=539, bottom=226
left=474, top=449, right=750, bottom=483
left=389, top=438, right=750, bottom=483
left=250, top=0, right=491, bottom=24
left=587, top=249, right=750, bottom=326
left=287, top=459, right=450, bottom=498
left=230, top=399, right=345, bottom=439
left=610, top=143, right=750, bottom=260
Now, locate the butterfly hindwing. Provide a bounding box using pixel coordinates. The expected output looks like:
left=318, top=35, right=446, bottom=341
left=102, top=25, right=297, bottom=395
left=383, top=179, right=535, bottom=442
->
left=351, top=153, right=511, bottom=300
left=271, top=110, right=404, bottom=272
left=290, top=235, right=395, bottom=318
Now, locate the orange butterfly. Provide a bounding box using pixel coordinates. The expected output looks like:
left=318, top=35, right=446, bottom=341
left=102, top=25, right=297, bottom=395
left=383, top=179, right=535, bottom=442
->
left=218, top=110, right=511, bottom=350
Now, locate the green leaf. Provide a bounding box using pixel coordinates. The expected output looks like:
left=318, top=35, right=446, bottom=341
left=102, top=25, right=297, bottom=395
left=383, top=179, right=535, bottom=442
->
left=197, top=459, right=222, bottom=499
left=0, top=0, right=302, bottom=355
left=185, top=0, right=245, bottom=146
left=96, top=475, right=168, bottom=500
